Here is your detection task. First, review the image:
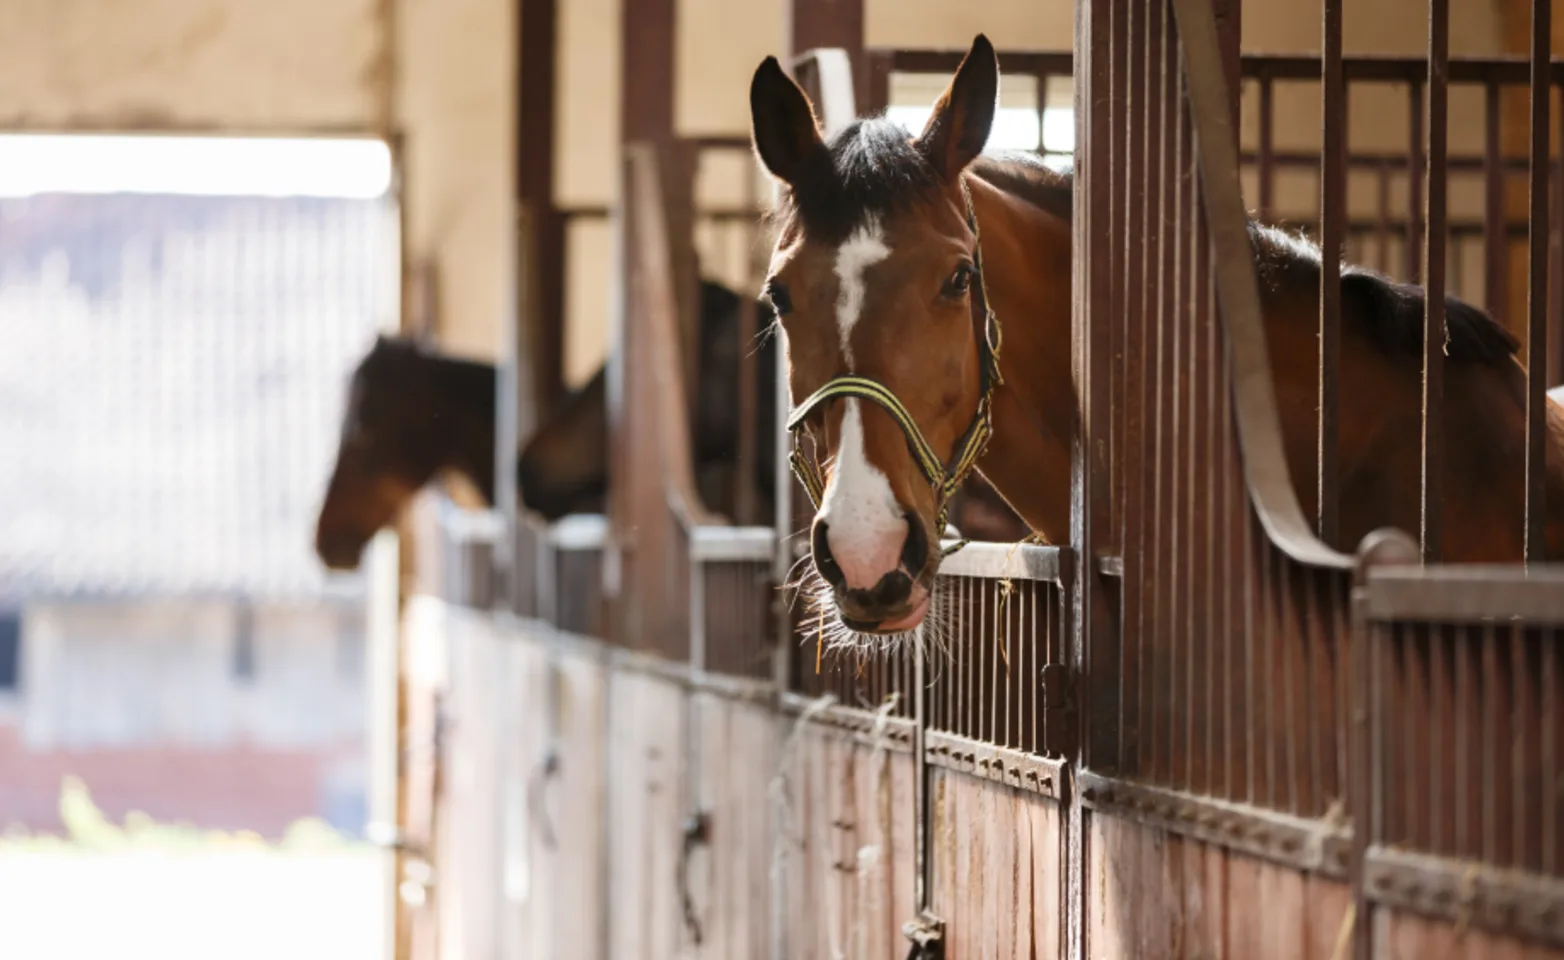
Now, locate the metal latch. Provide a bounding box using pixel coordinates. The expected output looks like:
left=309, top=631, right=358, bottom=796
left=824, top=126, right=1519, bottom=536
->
left=1040, top=663, right=1075, bottom=757
left=902, top=915, right=944, bottom=960
left=679, top=810, right=710, bottom=945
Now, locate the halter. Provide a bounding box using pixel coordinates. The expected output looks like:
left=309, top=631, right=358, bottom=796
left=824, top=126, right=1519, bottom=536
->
left=785, top=176, right=1004, bottom=555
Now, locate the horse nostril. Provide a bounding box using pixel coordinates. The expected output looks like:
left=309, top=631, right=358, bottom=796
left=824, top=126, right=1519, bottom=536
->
left=900, top=510, right=929, bottom=574
left=811, top=521, right=845, bottom=589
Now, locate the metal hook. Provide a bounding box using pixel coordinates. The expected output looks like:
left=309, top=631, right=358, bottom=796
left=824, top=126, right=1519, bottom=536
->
left=677, top=810, right=710, bottom=945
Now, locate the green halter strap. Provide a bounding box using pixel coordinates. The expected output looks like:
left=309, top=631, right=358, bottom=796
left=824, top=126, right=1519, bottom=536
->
left=785, top=176, right=1003, bottom=553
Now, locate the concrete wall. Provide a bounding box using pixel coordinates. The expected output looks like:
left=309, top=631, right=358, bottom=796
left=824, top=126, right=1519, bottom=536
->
left=0, top=0, right=391, bottom=131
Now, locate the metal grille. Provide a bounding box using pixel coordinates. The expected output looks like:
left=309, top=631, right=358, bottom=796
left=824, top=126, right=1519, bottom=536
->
left=926, top=546, right=1068, bottom=759
left=1363, top=568, right=1564, bottom=877
left=697, top=556, right=774, bottom=680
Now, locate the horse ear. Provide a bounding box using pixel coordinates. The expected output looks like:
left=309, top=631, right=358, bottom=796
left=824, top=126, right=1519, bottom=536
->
left=750, top=56, right=824, bottom=185
left=914, top=34, right=999, bottom=181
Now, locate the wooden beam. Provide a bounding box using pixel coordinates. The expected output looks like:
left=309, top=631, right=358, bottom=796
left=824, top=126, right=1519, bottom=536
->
left=517, top=0, right=565, bottom=418
left=786, top=0, right=866, bottom=102
left=621, top=0, right=678, bottom=143
left=620, top=0, right=698, bottom=424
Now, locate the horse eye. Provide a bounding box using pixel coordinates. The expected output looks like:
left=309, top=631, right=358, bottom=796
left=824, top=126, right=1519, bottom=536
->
left=942, top=264, right=973, bottom=299
left=763, top=280, right=793, bottom=316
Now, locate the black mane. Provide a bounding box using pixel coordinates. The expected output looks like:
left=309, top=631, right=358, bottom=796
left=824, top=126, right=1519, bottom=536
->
left=772, top=137, right=1514, bottom=368
left=1246, top=221, right=1517, bottom=365
left=773, top=118, right=943, bottom=243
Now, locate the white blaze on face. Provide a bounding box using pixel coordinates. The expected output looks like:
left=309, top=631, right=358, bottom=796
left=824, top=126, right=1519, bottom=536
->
left=818, top=220, right=905, bottom=590
left=832, top=220, right=890, bottom=366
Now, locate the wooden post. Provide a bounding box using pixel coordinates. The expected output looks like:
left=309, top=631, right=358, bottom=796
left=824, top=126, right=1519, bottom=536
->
left=621, top=0, right=698, bottom=433
left=518, top=0, right=564, bottom=422
left=786, top=0, right=866, bottom=103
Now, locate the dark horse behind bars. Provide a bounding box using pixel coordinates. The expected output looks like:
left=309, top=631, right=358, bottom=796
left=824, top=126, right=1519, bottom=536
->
left=748, top=34, right=1564, bottom=645
left=314, top=277, right=1033, bottom=570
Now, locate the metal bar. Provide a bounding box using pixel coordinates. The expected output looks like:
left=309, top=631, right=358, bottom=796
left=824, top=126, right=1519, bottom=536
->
left=876, top=48, right=1564, bottom=86
left=1167, top=0, right=1352, bottom=570
left=1258, top=75, right=1275, bottom=222
left=1362, top=845, right=1564, bottom=947
left=1239, top=148, right=1550, bottom=174
left=1484, top=82, right=1507, bottom=330
left=1078, top=771, right=1353, bottom=879
left=1378, top=160, right=1393, bottom=272
left=1526, top=0, right=1551, bottom=563
left=1362, top=564, right=1564, bottom=622
left=1408, top=81, right=1425, bottom=283
left=1118, top=0, right=1147, bottom=777
left=1318, top=0, right=1343, bottom=546
left=1553, top=92, right=1564, bottom=391
left=934, top=542, right=1067, bottom=582
left=1420, top=0, right=1449, bottom=564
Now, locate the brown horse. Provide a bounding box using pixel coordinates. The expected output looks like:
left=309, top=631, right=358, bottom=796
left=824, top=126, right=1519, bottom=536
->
left=314, top=279, right=1032, bottom=570
left=747, top=34, right=1564, bottom=641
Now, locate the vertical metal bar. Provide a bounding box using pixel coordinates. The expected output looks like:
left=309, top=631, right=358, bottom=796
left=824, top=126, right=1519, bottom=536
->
left=1258, top=74, right=1275, bottom=222
left=1151, top=0, right=1173, bottom=785
left=1119, top=0, right=1147, bottom=777
left=1526, top=0, right=1551, bottom=563
left=1378, top=159, right=1392, bottom=289
left=1482, top=621, right=1503, bottom=865
left=1510, top=625, right=1533, bottom=871
left=1552, top=94, right=1564, bottom=391
left=1071, top=0, right=1117, bottom=951
left=1318, top=0, right=1344, bottom=547
left=1544, top=629, right=1559, bottom=875
left=1421, top=0, right=1449, bottom=564
left=1350, top=563, right=1378, bottom=960
left=1484, top=82, right=1508, bottom=330
left=1407, top=80, right=1426, bottom=283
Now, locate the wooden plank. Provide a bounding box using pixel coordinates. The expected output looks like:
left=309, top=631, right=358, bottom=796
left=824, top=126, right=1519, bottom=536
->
left=696, top=694, right=726, bottom=959
left=985, top=784, right=1017, bottom=960
left=606, top=671, right=641, bottom=960
left=648, top=675, right=684, bottom=960
left=557, top=650, right=608, bottom=960
left=1256, top=855, right=1306, bottom=960
left=890, top=749, right=918, bottom=949
left=1224, top=851, right=1267, bottom=958
left=1031, top=797, right=1063, bottom=960
left=1088, top=813, right=1130, bottom=958
left=854, top=737, right=890, bottom=960
left=1380, top=908, right=1564, bottom=960
left=1012, top=788, right=1036, bottom=957
left=1145, top=826, right=1184, bottom=958
left=1302, top=875, right=1352, bottom=960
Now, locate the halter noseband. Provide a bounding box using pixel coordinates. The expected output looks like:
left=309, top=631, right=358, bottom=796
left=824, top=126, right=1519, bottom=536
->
left=784, top=177, right=1004, bottom=555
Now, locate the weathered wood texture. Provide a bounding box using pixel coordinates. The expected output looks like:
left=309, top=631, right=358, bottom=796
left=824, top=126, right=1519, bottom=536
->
left=771, top=721, right=920, bottom=958
left=1377, top=909, right=1564, bottom=959
left=1087, top=815, right=1353, bottom=960
left=606, top=668, right=689, bottom=960
left=686, top=694, right=778, bottom=960
left=552, top=647, right=610, bottom=960
left=436, top=607, right=506, bottom=960
left=930, top=769, right=1064, bottom=959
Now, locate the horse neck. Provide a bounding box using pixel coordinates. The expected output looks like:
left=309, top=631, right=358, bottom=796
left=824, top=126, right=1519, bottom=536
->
left=963, top=173, right=1078, bottom=541
left=425, top=355, right=498, bottom=503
